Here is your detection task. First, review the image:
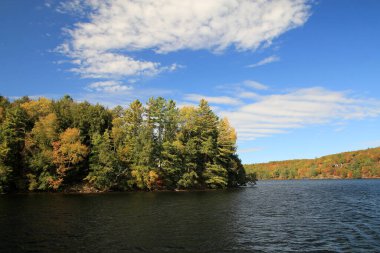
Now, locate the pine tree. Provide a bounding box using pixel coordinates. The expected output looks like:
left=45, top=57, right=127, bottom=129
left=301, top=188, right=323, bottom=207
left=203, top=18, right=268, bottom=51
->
left=196, top=99, right=219, bottom=185
left=176, top=106, right=201, bottom=188
left=203, top=163, right=228, bottom=189
left=86, top=131, right=128, bottom=191
left=0, top=105, right=28, bottom=191
left=53, top=95, right=74, bottom=131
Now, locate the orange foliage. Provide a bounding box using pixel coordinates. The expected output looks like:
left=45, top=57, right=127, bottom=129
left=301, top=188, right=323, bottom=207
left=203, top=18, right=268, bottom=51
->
left=245, top=147, right=380, bottom=180
left=53, top=128, right=88, bottom=185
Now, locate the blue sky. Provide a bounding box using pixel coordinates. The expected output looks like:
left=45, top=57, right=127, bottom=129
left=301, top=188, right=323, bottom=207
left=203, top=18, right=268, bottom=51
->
left=1, top=0, right=380, bottom=163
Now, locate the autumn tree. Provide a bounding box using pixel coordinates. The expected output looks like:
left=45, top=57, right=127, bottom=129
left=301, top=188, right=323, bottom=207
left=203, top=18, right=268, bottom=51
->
left=52, top=128, right=88, bottom=189
left=217, top=118, right=246, bottom=186
left=25, top=113, right=59, bottom=190
left=21, top=97, right=52, bottom=124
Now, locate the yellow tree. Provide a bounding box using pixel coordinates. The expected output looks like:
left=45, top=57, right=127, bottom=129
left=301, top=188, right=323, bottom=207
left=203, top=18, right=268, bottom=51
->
left=52, top=128, right=88, bottom=189
left=217, top=117, right=237, bottom=165
left=25, top=113, right=59, bottom=190
left=216, top=117, right=247, bottom=186
left=21, top=97, right=52, bottom=122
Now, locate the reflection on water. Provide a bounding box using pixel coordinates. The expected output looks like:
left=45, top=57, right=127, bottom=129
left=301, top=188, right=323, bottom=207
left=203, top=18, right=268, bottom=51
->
left=1, top=180, right=380, bottom=252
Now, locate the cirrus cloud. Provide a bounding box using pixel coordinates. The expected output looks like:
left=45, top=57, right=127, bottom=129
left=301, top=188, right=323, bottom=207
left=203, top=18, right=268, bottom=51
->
left=184, top=84, right=380, bottom=140
left=184, top=94, right=242, bottom=106
left=87, top=80, right=132, bottom=93
left=222, top=87, right=380, bottom=140
left=244, top=80, right=269, bottom=90
left=247, top=55, right=280, bottom=68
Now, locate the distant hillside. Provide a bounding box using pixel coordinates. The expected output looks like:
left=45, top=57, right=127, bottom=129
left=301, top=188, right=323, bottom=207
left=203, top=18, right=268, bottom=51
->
left=244, top=147, right=380, bottom=180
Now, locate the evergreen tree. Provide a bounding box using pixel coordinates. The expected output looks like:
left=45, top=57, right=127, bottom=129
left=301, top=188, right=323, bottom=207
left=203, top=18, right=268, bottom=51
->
left=203, top=163, right=228, bottom=189
left=176, top=106, right=201, bottom=188
left=0, top=105, right=28, bottom=191
left=161, top=140, right=182, bottom=189
left=145, top=97, right=168, bottom=169
left=53, top=95, right=74, bottom=131
left=71, top=101, right=112, bottom=144
left=0, top=95, right=10, bottom=124
left=112, top=100, right=143, bottom=165
left=216, top=118, right=246, bottom=186
left=196, top=100, right=219, bottom=179
left=86, top=131, right=128, bottom=191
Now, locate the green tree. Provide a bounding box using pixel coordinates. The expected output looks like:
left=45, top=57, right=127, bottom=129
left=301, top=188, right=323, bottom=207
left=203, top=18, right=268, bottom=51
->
left=203, top=163, right=228, bottom=189
left=53, top=95, right=74, bottom=131
left=176, top=106, right=201, bottom=188
left=196, top=99, right=218, bottom=165
left=0, top=105, right=28, bottom=191
left=177, top=171, right=199, bottom=189
left=112, top=100, right=144, bottom=165
left=161, top=140, right=182, bottom=189
left=86, top=131, right=128, bottom=191
left=71, top=101, right=112, bottom=144
left=0, top=142, right=11, bottom=193
left=0, top=95, right=10, bottom=124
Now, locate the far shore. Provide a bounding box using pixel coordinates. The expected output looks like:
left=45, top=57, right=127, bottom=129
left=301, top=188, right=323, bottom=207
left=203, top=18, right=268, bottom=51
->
left=255, top=177, right=380, bottom=181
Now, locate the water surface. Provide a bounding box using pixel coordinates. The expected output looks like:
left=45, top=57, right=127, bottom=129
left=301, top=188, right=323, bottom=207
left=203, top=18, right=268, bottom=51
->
left=1, top=180, right=380, bottom=252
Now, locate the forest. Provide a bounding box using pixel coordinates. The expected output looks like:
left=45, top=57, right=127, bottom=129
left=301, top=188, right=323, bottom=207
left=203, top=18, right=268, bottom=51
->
left=0, top=95, right=248, bottom=193
left=245, top=147, right=380, bottom=180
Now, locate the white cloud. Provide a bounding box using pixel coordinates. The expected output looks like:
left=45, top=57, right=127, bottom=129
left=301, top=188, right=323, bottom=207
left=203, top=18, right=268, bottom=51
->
left=79, top=87, right=174, bottom=108
left=244, top=80, right=269, bottom=90
left=87, top=80, right=132, bottom=93
left=184, top=94, right=242, bottom=105
left=58, top=0, right=310, bottom=79
left=58, top=47, right=164, bottom=79
left=210, top=87, right=380, bottom=140
left=247, top=55, right=280, bottom=68
left=237, top=91, right=261, bottom=99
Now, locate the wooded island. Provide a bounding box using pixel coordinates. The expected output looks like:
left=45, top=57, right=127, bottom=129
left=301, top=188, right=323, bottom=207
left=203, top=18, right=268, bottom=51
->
left=0, top=95, right=248, bottom=193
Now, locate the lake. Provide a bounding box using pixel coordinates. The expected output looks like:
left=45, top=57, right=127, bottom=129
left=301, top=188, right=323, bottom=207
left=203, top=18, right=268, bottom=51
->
left=1, top=180, right=380, bottom=252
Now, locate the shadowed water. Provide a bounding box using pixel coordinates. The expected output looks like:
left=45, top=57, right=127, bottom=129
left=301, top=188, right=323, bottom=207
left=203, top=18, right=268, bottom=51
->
left=1, top=180, right=380, bottom=252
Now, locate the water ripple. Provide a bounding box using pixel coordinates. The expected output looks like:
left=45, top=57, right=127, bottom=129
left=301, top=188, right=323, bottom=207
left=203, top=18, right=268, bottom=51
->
left=0, top=180, right=380, bottom=252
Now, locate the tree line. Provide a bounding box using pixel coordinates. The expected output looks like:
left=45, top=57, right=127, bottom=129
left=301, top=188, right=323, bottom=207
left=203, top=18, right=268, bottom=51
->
left=0, top=95, right=248, bottom=193
left=245, top=147, right=380, bottom=180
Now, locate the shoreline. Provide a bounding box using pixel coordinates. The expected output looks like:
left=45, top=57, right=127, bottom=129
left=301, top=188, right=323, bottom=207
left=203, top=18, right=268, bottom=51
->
left=1, top=186, right=248, bottom=195
left=4, top=179, right=380, bottom=194
left=255, top=177, right=380, bottom=181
